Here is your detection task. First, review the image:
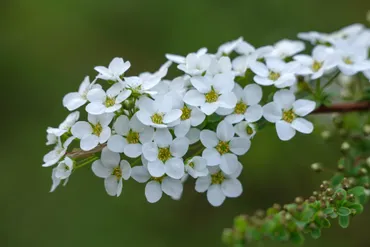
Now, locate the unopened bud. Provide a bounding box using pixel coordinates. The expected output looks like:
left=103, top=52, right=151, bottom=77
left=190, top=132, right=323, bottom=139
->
left=360, top=168, right=368, bottom=175
left=341, top=142, right=350, bottom=152
left=311, top=163, right=323, bottom=173
left=363, top=125, right=370, bottom=135
left=366, top=157, right=370, bottom=167
left=295, top=197, right=304, bottom=205
left=309, top=196, right=316, bottom=203
left=321, top=130, right=331, bottom=140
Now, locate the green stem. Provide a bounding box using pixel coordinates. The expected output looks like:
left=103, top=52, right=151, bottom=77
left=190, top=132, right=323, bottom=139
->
left=73, top=156, right=99, bottom=171
left=322, top=70, right=341, bottom=90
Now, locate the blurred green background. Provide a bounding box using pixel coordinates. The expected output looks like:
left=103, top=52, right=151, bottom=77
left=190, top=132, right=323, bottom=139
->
left=1, top=0, right=370, bottom=246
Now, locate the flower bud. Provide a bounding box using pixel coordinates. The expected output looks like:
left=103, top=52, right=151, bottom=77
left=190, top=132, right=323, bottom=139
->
left=311, top=163, right=323, bottom=173
left=122, top=99, right=135, bottom=110
left=321, top=130, right=331, bottom=140
left=363, top=125, right=370, bottom=135
left=341, top=142, right=350, bottom=152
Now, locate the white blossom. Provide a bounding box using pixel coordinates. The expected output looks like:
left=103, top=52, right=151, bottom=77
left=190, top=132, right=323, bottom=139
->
left=47, top=111, right=80, bottom=137
left=185, top=156, right=208, bottom=178
left=263, top=90, right=316, bottom=141
left=268, top=39, right=305, bottom=59
left=92, top=148, right=131, bottom=197
left=95, top=57, right=131, bottom=82
left=43, top=136, right=75, bottom=167
left=54, top=157, right=74, bottom=179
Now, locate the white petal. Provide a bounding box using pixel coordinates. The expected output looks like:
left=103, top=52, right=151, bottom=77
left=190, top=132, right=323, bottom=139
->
left=186, top=128, right=200, bottom=144
left=190, top=107, right=206, bottom=126
left=174, top=120, right=191, bottom=137
left=293, top=99, right=316, bottom=116
left=85, top=102, right=106, bottom=115
left=202, top=148, right=221, bottom=166
left=262, top=102, right=282, bottom=123
left=120, top=160, right=131, bottom=180
left=170, top=137, right=189, bottom=158
left=162, top=177, right=183, bottom=198
left=276, top=120, right=296, bottom=141
left=116, top=90, right=131, bottom=103
left=71, top=122, right=92, bottom=139
left=243, top=84, right=262, bottom=105
left=221, top=179, right=243, bottom=198
left=250, top=61, right=269, bottom=77
left=124, top=144, right=143, bottom=158
left=131, top=166, right=150, bottom=183
left=63, top=93, right=86, bottom=111
left=113, top=115, right=130, bottom=135
left=107, top=135, right=126, bottom=153
left=224, top=114, right=244, bottom=124
left=80, top=135, right=99, bottom=151
left=92, top=160, right=111, bottom=178
left=154, top=128, right=172, bottom=147
left=229, top=137, right=251, bottom=155
left=218, top=92, right=237, bottom=109
left=273, top=90, right=295, bottom=109
left=142, top=142, right=158, bottom=162
left=216, top=120, right=235, bottom=141
left=183, top=90, right=205, bottom=106
left=201, top=103, right=219, bottom=115
left=101, top=147, right=120, bottom=168
left=254, top=76, right=274, bottom=86
left=195, top=176, right=212, bottom=192
left=163, top=109, right=182, bottom=124
left=200, top=130, right=218, bottom=148
left=139, top=127, right=154, bottom=144
left=190, top=76, right=211, bottom=93
left=165, top=158, right=185, bottom=179
left=207, top=184, right=226, bottom=207
left=87, top=88, right=106, bottom=102
left=244, top=104, right=263, bottom=122
left=148, top=160, right=166, bottom=177
left=291, top=118, right=314, bottom=134
left=220, top=153, right=239, bottom=175
left=104, top=176, right=119, bottom=196
left=145, top=181, right=163, bottom=203
left=98, top=127, right=111, bottom=143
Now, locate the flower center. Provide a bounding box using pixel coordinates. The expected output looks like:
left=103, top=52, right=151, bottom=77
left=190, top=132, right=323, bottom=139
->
left=151, top=113, right=164, bottom=124
left=105, top=97, right=116, bottom=107
left=343, top=57, right=353, bottom=65
left=282, top=109, right=296, bottom=123
left=205, top=88, right=219, bottom=103
left=188, top=162, right=195, bottom=168
left=234, top=101, right=247, bottom=114
left=215, top=141, right=230, bottom=155
left=268, top=71, right=281, bottom=81
left=211, top=171, right=225, bottom=184
left=112, top=167, right=122, bottom=179
left=92, top=123, right=103, bottom=136
left=246, top=125, right=254, bottom=135
left=180, top=106, right=192, bottom=120
left=126, top=130, right=140, bottom=144
left=158, top=147, right=171, bottom=162
left=151, top=175, right=165, bottom=183
left=312, top=60, right=323, bottom=72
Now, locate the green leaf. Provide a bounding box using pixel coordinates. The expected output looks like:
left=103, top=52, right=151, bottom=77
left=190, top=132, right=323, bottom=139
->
left=329, top=212, right=338, bottom=219
left=311, top=229, right=321, bottom=239
left=337, top=207, right=351, bottom=216
left=290, top=232, right=305, bottom=244
left=348, top=186, right=366, bottom=197
left=348, top=203, right=364, bottom=214
left=207, top=113, right=223, bottom=123
left=322, top=218, right=331, bottom=228
left=323, top=207, right=334, bottom=215
left=331, top=174, right=344, bottom=187
left=234, top=216, right=247, bottom=232
left=339, top=215, right=350, bottom=228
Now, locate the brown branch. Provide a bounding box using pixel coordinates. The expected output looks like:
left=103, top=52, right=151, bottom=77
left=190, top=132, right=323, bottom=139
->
left=66, top=144, right=106, bottom=159
left=312, top=101, right=370, bottom=114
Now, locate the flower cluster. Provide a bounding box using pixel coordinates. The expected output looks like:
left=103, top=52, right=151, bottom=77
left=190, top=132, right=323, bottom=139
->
left=43, top=23, right=370, bottom=207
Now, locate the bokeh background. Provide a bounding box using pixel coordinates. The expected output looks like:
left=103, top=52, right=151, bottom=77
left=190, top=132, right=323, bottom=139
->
left=1, top=0, right=370, bottom=246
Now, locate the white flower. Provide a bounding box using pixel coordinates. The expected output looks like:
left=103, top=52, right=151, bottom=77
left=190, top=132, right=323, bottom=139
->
left=234, top=121, right=257, bottom=139
left=92, top=148, right=131, bottom=197
left=63, top=76, right=100, bottom=111
left=294, top=45, right=337, bottom=79
left=216, top=37, right=243, bottom=57
left=186, top=128, right=201, bottom=144
left=46, top=133, right=57, bottom=145
left=85, top=83, right=131, bottom=115
left=54, top=157, right=74, bottom=179
left=50, top=168, right=69, bottom=192
left=107, top=114, right=154, bottom=158
left=221, top=84, right=263, bottom=124
left=47, top=112, right=80, bottom=137
left=71, top=113, right=113, bottom=151
left=170, top=102, right=205, bottom=138
left=195, top=164, right=243, bottom=207
left=131, top=166, right=183, bottom=203
left=43, top=136, right=75, bottom=167
left=268, top=39, right=305, bottom=59
left=185, top=156, right=208, bottom=178
left=200, top=120, right=250, bottom=174
left=166, top=48, right=211, bottom=76
left=206, top=56, right=233, bottom=76
left=263, top=90, right=316, bottom=141
left=166, top=47, right=207, bottom=64
left=94, top=57, right=131, bottom=82
left=333, top=43, right=370, bottom=76
left=142, top=128, right=189, bottom=179
left=183, top=73, right=237, bottom=115
left=251, top=58, right=299, bottom=88
left=136, top=95, right=182, bottom=128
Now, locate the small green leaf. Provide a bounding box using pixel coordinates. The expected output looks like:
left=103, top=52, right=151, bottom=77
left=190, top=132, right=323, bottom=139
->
left=348, top=186, right=366, bottom=197
left=311, top=229, right=321, bottom=239
left=339, top=215, right=350, bottom=228
left=331, top=174, right=344, bottom=187
left=322, top=218, right=331, bottom=228
left=207, top=113, right=223, bottom=123
left=234, top=216, right=247, bottom=232
left=348, top=203, right=364, bottom=214
left=323, top=207, right=334, bottom=215
left=337, top=207, right=351, bottom=216
left=290, top=232, right=305, bottom=244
